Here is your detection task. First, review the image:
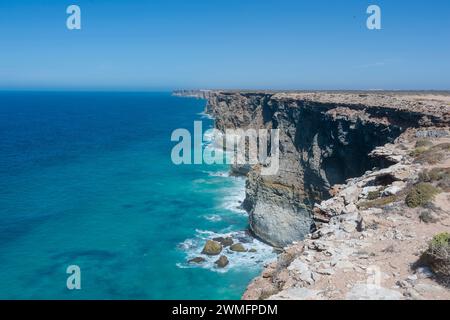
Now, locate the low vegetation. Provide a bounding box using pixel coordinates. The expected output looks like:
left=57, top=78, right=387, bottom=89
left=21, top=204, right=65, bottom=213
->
left=410, top=147, right=429, bottom=157
left=358, top=195, right=398, bottom=210
left=410, top=143, right=450, bottom=165
left=367, top=190, right=381, bottom=200
left=419, top=167, right=450, bottom=193
left=422, top=233, right=450, bottom=282
left=415, top=139, right=433, bottom=148
left=419, top=210, right=439, bottom=224
left=405, top=183, right=440, bottom=208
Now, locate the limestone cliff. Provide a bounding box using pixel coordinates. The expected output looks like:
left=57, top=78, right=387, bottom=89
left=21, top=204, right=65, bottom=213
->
left=175, top=90, right=450, bottom=299
left=199, top=91, right=450, bottom=247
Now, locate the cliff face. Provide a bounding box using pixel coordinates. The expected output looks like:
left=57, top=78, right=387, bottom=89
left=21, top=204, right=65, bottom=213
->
left=243, top=129, right=450, bottom=300
left=203, top=92, right=450, bottom=247
left=175, top=90, right=450, bottom=299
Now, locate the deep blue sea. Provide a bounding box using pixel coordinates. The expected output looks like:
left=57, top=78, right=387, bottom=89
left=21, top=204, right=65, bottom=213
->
left=0, top=92, right=274, bottom=299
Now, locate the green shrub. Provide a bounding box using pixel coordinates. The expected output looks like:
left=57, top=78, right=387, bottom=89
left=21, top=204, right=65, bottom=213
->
left=431, top=232, right=450, bottom=248
left=423, top=233, right=450, bottom=279
left=405, top=183, right=439, bottom=208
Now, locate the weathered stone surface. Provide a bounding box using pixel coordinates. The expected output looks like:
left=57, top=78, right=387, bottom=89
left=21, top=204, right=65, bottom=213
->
left=269, top=287, right=322, bottom=300
left=203, top=91, right=431, bottom=247
left=201, top=240, right=222, bottom=256
left=346, top=284, right=403, bottom=300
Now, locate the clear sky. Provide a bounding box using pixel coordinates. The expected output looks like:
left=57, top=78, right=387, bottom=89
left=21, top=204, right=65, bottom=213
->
left=0, top=0, right=449, bottom=90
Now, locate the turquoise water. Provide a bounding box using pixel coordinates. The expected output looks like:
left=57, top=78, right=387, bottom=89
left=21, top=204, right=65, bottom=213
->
left=0, top=92, right=274, bottom=299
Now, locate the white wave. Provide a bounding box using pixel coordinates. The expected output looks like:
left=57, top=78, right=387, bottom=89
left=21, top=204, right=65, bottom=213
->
left=201, top=170, right=230, bottom=178
left=197, top=112, right=214, bottom=120
left=203, top=214, right=223, bottom=222
left=218, top=178, right=247, bottom=214
left=177, top=238, right=199, bottom=250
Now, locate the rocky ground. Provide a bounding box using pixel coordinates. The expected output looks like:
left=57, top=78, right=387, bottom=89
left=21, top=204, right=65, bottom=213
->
left=244, top=128, right=450, bottom=300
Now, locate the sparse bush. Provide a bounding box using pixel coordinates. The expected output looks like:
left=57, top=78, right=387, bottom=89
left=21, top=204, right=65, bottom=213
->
left=405, top=183, right=440, bottom=208
left=419, top=168, right=450, bottom=183
left=415, top=139, right=433, bottom=148
left=434, top=143, right=450, bottom=151
left=358, top=195, right=397, bottom=209
left=422, top=233, right=450, bottom=281
left=431, top=233, right=450, bottom=247
left=419, top=210, right=438, bottom=224
left=411, top=143, right=449, bottom=165
left=410, top=147, right=428, bottom=157
left=367, top=190, right=381, bottom=200
left=438, top=178, right=450, bottom=193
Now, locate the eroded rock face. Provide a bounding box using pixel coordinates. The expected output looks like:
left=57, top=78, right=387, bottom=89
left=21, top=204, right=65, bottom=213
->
left=242, top=131, right=450, bottom=300
left=205, top=92, right=409, bottom=247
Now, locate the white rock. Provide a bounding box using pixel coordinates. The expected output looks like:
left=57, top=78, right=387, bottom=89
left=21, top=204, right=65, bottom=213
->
left=288, top=259, right=309, bottom=274
left=346, top=284, right=403, bottom=300
left=383, top=182, right=406, bottom=196
left=340, top=185, right=360, bottom=205
left=414, top=283, right=444, bottom=295
left=269, top=287, right=321, bottom=300
left=342, top=203, right=358, bottom=215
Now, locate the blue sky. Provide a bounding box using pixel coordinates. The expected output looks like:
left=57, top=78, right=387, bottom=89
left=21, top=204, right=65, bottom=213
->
left=0, top=0, right=449, bottom=90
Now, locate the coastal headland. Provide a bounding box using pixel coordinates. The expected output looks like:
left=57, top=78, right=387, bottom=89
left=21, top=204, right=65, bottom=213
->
left=175, top=90, right=450, bottom=300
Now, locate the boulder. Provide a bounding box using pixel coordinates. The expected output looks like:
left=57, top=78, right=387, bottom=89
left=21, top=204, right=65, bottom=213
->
left=383, top=181, right=406, bottom=196
left=213, top=237, right=234, bottom=247
left=215, top=255, right=229, bottom=268
left=230, top=243, right=247, bottom=252
left=202, top=240, right=222, bottom=256
left=188, top=257, right=206, bottom=264
left=340, top=185, right=360, bottom=205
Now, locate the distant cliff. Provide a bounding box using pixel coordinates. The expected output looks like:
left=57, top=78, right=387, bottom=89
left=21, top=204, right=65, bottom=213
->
left=173, top=89, right=214, bottom=100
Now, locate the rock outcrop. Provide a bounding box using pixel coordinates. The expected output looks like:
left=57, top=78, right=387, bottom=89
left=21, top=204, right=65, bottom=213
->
left=200, top=91, right=450, bottom=247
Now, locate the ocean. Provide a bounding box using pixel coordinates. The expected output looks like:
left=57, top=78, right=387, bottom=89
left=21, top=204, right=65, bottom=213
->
left=0, top=91, right=275, bottom=299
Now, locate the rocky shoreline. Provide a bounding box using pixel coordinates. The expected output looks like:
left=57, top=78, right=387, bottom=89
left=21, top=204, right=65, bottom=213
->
left=175, top=90, right=450, bottom=300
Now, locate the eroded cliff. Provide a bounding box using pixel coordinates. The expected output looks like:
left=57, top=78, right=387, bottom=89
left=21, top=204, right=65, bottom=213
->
left=200, top=91, right=450, bottom=247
